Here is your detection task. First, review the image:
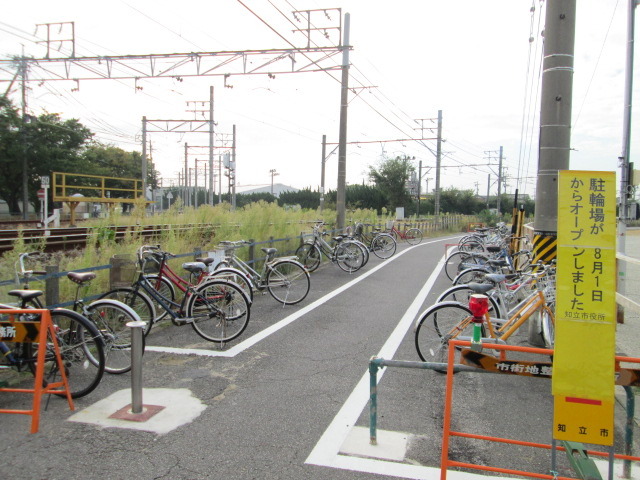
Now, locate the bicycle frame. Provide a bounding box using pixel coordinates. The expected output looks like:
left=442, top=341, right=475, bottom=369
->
left=151, top=253, right=205, bottom=295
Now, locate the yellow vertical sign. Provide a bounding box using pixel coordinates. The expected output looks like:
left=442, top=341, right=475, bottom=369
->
left=553, top=170, right=616, bottom=446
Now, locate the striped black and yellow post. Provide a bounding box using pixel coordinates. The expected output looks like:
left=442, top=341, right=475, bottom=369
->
left=532, top=231, right=557, bottom=264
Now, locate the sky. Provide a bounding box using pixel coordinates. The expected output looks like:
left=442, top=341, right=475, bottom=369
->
left=0, top=0, right=637, bottom=201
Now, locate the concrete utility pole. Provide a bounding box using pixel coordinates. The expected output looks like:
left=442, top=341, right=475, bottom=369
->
left=336, top=12, right=351, bottom=230
left=320, top=135, right=327, bottom=212
left=209, top=86, right=215, bottom=206
left=617, top=0, right=639, bottom=326
left=184, top=143, right=189, bottom=207
left=497, top=146, right=503, bottom=215
left=20, top=58, right=28, bottom=220
left=142, top=116, right=147, bottom=196
left=434, top=110, right=443, bottom=218
left=533, top=0, right=576, bottom=263
left=270, top=169, right=279, bottom=195
left=231, top=124, right=237, bottom=209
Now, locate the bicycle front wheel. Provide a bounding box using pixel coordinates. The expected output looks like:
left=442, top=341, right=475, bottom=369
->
left=540, top=306, right=554, bottom=349
left=405, top=228, right=423, bottom=245
left=295, top=243, right=321, bottom=272
left=100, top=288, right=155, bottom=336
left=86, top=299, right=145, bottom=374
left=29, top=309, right=105, bottom=398
left=414, top=302, right=479, bottom=364
left=266, top=260, right=310, bottom=305
left=335, top=242, right=365, bottom=273
left=370, top=234, right=397, bottom=259
left=186, top=279, right=251, bottom=343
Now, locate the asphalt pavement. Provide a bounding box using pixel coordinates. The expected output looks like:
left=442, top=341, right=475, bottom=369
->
left=1, top=232, right=639, bottom=480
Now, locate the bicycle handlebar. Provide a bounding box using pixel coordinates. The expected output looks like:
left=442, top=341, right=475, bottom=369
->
left=16, top=252, right=46, bottom=279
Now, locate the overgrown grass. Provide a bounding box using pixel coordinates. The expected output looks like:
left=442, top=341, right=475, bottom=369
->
left=0, top=202, right=388, bottom=304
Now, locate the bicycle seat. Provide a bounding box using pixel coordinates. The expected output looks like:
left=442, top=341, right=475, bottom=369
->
left=182, top=262, right=207, bottom=274
left=195, top=257, right=216, bottom=266
left=485, top=245, right=502, bottom=253
left=332, top=236, right=344, bottom=242
left=67, top=272, right=97, bottom=284
left=7, top=290, right=44, bottom=301
left=485, top=273, right=520, bottom=284
left=466, top=282, right=495, bottom=294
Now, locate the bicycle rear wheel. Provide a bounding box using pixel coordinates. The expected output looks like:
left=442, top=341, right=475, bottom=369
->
left=295, top=243, right=321, bottom=272
left=414, top=302, right=480, bottom=364
left=186, top=279, right=251, bottom=343
left=405, top=228, right=423, bottom=245
left=335, top=242, right=364, bottom=273
left=209, top=267, right=254, bottom=302
left=370, top=234, right=396, bottom=259
left=28, top=309, right=105, bottom=398
left=266, top=260, right=310, bottom=305
left=86, top=299, right=144, bottom=374
left=100, top=288, right=155, bottom=336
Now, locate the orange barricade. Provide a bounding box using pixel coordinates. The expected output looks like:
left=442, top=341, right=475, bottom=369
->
left=0, top=309, right=74, bottom=433
left=440, top=340, right=640, bottom=479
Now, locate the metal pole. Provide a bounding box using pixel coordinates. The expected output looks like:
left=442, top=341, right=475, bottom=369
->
left=232, top=124, right=237, bottom=209
left=417, top=160, right=422, bottom=217
left=194, top=159, right=198, bottom=208
left=497, top=146, right=503, bottom=215
left=21, top=58, right=28, bottom=220
left=434, top=110, right=443, bottom=219
left=533, top=0, right=576, bottom=263
left=209, top=86, right=215, bottom=206
left=320, top=134, right=327, bottom=212
left=128, top=320, right=147, bottom=414
left=336, top=12, right=350, bottom=230
left=142, top=116, right=147, bottom=197
left=618, top=0, right=638, bottom=323
left=184, top=143, right=189, bottom=207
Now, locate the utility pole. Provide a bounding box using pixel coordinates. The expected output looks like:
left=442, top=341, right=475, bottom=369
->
left=486, top=174, right=491, bottom=208
left=20, top=57, right=28, bottom=220
left=497, top=146, right=503, bottom=215
left=336, top=12, right=351, bottom=230
left=320, top=135, right=327, bottom=212
left=434, top=110, right=443, bottom=218
left=184, top=143, right=189, bottom=207
left=142, top=116, right=147, bottom=197
left=231, top=124, right=237, bottom=209
left=209, top=86, right=215, bottom=205
left=617, top=0, right=639, bottom=327
left=270, top=169, right=279, bottom=195
left=533, top=0, right=576, bottom=264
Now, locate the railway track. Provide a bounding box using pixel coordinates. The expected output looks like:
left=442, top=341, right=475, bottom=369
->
left=0, top=223, right=216, bottom=255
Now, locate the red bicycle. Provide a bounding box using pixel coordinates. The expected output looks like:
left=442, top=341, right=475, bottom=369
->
left=385, top=222, right=423, bottom=245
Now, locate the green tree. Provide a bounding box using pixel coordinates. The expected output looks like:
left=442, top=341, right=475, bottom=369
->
left=368, top=155, right=415, bottom=211
left=0, top=98, right=93, bottom=214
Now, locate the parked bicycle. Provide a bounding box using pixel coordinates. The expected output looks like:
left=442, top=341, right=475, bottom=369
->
left=1, top=254, right=107, bottom=398
left=295, top=222, right=366, bottom=273
left=102, top=246, right=251, bottom=344
left=11, top=252, right=141, bottom=375
left=414, top=270, right=555, bottom=364
left=385, top=222, right=423, bottom=245
left=211, top=240, right=310, bottom=305
left=349, top=223, right=397, bottom=259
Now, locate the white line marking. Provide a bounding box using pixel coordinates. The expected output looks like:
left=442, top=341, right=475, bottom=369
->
left=305, top=243, right=516, bottom=479
left=146, top=237, right=457, bottom=358
left=304, top=252, right=454, bottom=479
